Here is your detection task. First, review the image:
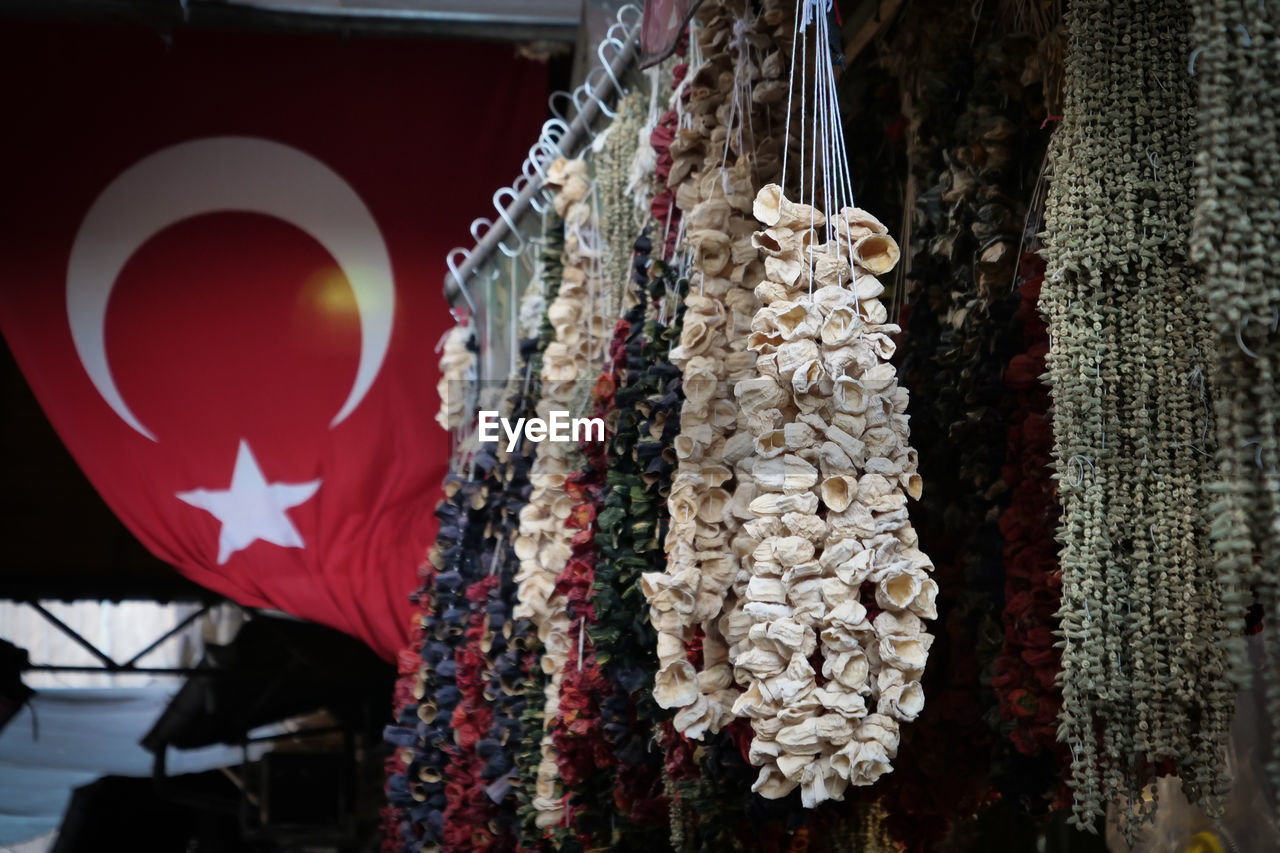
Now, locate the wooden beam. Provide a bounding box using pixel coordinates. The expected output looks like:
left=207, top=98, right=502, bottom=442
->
left=841, top=0, right=907, bottom=64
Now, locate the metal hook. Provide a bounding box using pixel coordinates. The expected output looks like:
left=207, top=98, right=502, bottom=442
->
left=469, top=216, right=493, bottom=244
left=529, top=138, right=563, bottom=179
left=1188, top=46, right=1207, bottom=75
left=585, top=67, right=620, bottom=118
left=445, top=247, right=477, bottom=317
left=1244, top=439, right=1265, bottom=469
left=597, top=37, right=631, bottom=94
left=540, top=118, right=572, bottom=156
left=526, top=140, right=561, bottom=205
left=547, top=89, right=575, bottom=123
left=615, top=3, right=641, bottom=27
left=526, top=144, right=551, bottom=179
left=605, top=21, right=631, bottom=46
left=514, top=170, right=550, bottom=215
left=1237, top=316, right=1261, bottom=358
left=576, top=80, right=614, bottom=126
left=571, top=86, right=601, bottom=139
left=492, top=187, right=526, bottom=258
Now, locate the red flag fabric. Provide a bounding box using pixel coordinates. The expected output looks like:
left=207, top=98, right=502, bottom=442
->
left=641, top=0, right=701, bottom=67
left=0, top=22, right=547, bottom=660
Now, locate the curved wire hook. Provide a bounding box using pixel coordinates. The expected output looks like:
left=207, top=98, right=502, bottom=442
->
left=597, top=37, right=631, bottom=95
left=569, top=87, right=598, bottom=141
left=605, top=21, right=631, bottom=45
left=445, top=247, right=478, bottom=318
left=470, top=216, right=493, bottom=244
left=541, top=117, right=572, bottom=155
left=1238, top=316, right=1261, bottom=359
left=526, top=142, right=553, bottom=178
left=571, top=86, right=607, bottom=138
left=525, top=149, right=547, bottom=179
left=548, top=89, right=575, bottom=123
left=585, top=67, right=620, bottom=117
left=526, top=139, right=561, bottom=204
left=615, top=3, right=641, bottom=27
left=492, top=187, right=527, bottom=258
left=518, top=160, right=553, bottom=214
left=514, top=170, right=550, bottom=215
left=530, top=137, right=564, bottom=176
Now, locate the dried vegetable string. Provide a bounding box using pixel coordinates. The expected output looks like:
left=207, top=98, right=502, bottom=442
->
left=523, top=88, right=649, bottom=845
left=544, top=326, right=622, bottom=850
left=1041, top=0, right=1230, bottom=831
left=1190, top=0, right=1280, bottom=793
left=869, top=8, right=994, bottom=841
left=992, top=242, right=1070, bottom=804
left=442, top=449, right=506, bottom=851
left=384, top=550, right=443, bottom=851
left=645, top=0, right=794, bottom=740
left=407, top=470, right=487, bottom=853
left=736, top=175, right=932, bottom=806
left=877, top=11, right=1052, bottom=840
left=513, top=213, right=565, bottom=847
left=726, top=0, right=934, bottom=814
left=512, top=156, right=610, bottom=832
left=469, top=269, right=555, bottom=850
left=590, top=233, right=679, bottom=845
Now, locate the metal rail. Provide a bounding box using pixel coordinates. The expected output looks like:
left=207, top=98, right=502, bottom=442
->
left=443, top=7, right=642, bottom=309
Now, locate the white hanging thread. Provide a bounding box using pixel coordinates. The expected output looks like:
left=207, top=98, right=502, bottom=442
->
left=783, top=0, right=860, bottom=307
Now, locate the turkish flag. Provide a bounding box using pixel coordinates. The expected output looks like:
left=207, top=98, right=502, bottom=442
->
left=0, top=22, right=547, bottom=659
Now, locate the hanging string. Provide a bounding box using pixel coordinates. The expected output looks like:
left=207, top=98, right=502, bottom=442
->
left=781, top=0, right=803, bottom=185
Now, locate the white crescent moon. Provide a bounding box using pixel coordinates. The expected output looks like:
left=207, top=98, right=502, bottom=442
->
left=66, top=136, right=396, bottom=442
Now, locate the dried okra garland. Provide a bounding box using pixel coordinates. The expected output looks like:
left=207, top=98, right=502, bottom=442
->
left=1191, top=0, right=1280, bottom=794
left=1041, top=0, right=1232, bottom=831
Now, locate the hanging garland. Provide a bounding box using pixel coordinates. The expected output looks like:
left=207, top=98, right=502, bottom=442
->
left=542, top=306, right=637, bottom=847
left=1041, top=0, right=1232, bottom=832
left=512, top=155, right=607, bottom=833
left=590, top=234, right=678, bottom=843
left=512, top=212, right=565, bottom=849
left=736, top=182, right=932, bottom=807
left=1190, top=0, right=1280, bottom=795
left=436, top=322, right=478, bottom=434
left=646, top=0, right=793, bottom=740
left=384, top=569, right=438, bottom=852
left=411, top=470, right=487, bottom=853
left=991, top=247, right=1069, bottom=807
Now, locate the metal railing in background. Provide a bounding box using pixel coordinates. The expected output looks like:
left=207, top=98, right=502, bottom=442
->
left=443, top=4, right=643, bottom=314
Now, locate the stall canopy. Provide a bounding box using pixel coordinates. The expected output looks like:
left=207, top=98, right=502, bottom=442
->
left=0, top=21, right=548, bottom=659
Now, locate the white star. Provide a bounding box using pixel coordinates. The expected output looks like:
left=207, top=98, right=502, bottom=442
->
left=176, top=440, right=321, bottom=565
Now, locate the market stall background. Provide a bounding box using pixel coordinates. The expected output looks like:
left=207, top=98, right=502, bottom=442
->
left=3, top=1, right=1280, bottom=852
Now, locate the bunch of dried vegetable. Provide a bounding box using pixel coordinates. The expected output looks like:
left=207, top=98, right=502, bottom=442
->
left=1190, top=0, right=1280, bottom=794
left=731, top=183, right=933, bottom=808
left=645, top=0, right=794, bottom=740
left=1041, top=0, right=1231, bottom=832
